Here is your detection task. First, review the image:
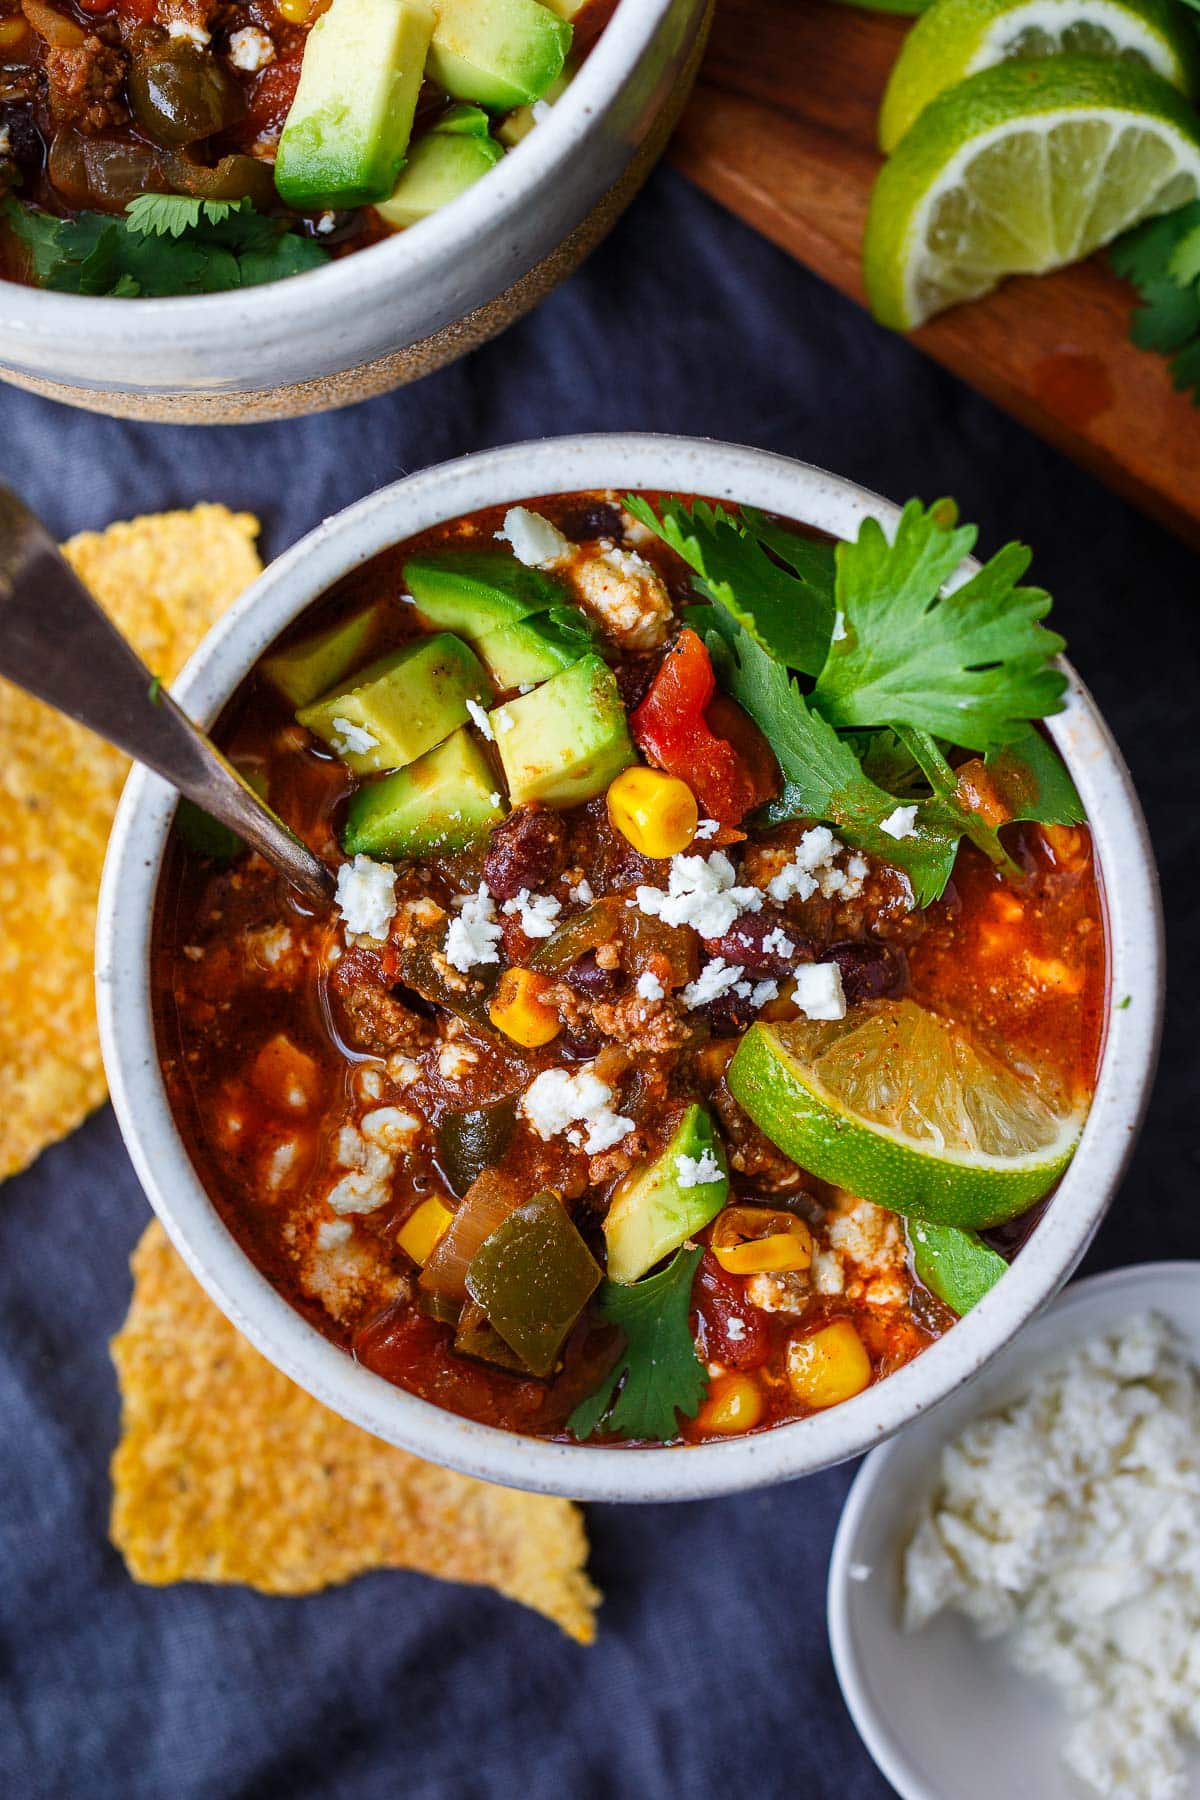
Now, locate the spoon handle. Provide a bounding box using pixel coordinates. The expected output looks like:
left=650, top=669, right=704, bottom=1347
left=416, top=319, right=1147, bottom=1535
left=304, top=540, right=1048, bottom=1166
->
left=0, top=488, right=336, bottom=909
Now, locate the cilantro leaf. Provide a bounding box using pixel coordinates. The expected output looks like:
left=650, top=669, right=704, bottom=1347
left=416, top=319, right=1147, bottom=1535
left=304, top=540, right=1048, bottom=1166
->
left=985, top=729, right=1084, bottom=827
left=0, top=198, right=68, bottom=283
left=707, top=614, right=961, bottom=904
left=1111, top=202, right=1200, bottom=406
left=624, top=494, right=835, bottom=676
left=125, top=194, right=245, bottom=238
left=812, top=499, right=1066, bottom=752
left=568, top=1248, right=707, bottom=1443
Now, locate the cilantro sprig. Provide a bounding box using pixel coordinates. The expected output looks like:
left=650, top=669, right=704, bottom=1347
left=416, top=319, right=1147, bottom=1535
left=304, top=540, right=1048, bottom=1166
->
left=629, top=493, right=1077, bottom=903
left=1, top=195, right=329, bottom=298
left=1111, top=200, right=1200, bottom=403
left=568, top=1247, right=707, bottom=1443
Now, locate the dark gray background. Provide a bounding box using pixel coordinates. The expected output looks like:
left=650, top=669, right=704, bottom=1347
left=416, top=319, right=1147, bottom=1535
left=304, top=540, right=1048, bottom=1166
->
left=1, top=167, right=1194, bottom=1800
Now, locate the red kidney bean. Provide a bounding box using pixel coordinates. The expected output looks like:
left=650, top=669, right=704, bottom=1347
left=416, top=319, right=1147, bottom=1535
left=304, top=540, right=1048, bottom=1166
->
left=561, top=952, right=621, bottom=998
left=827, top=939, right=905, bottom=1004
left=701, top=912, right=813, bottom=977
left=482, top=805, right=568, bottom=901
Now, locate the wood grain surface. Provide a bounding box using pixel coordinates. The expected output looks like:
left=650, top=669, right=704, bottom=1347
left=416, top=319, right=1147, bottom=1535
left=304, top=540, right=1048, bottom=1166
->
left=671, top=0, right=1200, bottom=546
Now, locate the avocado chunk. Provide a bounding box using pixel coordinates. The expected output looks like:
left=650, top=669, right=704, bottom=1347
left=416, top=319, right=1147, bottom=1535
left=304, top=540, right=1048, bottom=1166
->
left=275, top=0, right=433, bottom=209
left=342, top=726, right=504, bottom=857
left=261, top=604, right=385, bottom=710
left=427, top=0, right=571, bottom=109
left=604, top=1106, right=729, bottom=1285
left=298, top=633, right=491, bottom=775
left=375, top=108, right=503, bottom=228
left=474, top=609, right=592, bottom=687
left=910, top=1221, right=1008, bottom=1316
left=492, top=654, right=634, bottom=806
left=405, top=549, right=564, bottom=637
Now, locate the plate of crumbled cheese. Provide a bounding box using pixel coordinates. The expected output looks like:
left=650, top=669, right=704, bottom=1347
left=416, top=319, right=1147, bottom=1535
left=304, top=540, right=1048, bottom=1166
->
left=828, top=1263, right=1200, bottom=1800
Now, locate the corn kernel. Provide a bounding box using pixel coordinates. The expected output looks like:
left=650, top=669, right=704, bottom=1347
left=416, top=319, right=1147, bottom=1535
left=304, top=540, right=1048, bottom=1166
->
left=488, top=967, right=561, bottom=1047
left=786, top=1319, right=872, bottom=1410
left=711, top=1205, right=813, bottom=1275
left=606, top=766, right=698, bottom=859
left=695, top=1372, right=764, bottom=1436
left=0, top=15, right=30, bottom=45
left=397, top=1196, right=455, bottom=1266
left=276, top=0, right=312, bottom=19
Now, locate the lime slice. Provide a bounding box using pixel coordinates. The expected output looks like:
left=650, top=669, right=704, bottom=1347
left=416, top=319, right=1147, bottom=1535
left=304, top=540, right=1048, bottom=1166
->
left=864, top=56, right=1200, bottom=329
left=880, top=0, right=1197, bottom=150
left=726, top=999, right=1082, bottom=1230
left=909, top=1220, right=1010, bottom=1313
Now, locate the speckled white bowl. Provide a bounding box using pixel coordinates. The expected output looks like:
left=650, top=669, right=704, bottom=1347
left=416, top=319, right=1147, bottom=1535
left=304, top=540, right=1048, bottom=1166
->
left=0, top=0, right=709, bottom=422
left=96, top=435, right=1163, bottom=1502
left=828, top=1262, right=1200, bottom=1800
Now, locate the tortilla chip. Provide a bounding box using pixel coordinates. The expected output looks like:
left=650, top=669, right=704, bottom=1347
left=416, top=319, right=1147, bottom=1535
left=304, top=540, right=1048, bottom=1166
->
left=0, top=506, right=261, bottom=1183
left=110, top=1223, right=599, bottom=1643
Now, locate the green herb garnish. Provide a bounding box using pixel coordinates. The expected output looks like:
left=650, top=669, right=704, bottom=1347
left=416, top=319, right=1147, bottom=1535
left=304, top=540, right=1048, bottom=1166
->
left=1, top=196, right=329, bottom=298
left=629, top=493, right=1079, bottom=903
left=1111, top=200, right=1200, bottom=404
left=568, top=1247, right=707, bottom=1443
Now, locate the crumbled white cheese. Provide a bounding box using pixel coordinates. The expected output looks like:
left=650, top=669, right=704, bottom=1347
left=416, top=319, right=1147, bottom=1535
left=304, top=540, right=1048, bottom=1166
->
left=265, top=1139, right=299, bottom=1189
left=182, top=944, right=204, bottom=962
left=495, top=506, right=571, bottom=569
left=636, top=850, right=762, bottom=939
left=880, top=804, right=918, bottom=841
left=831, top=609, right=847, bottom=642
left=386, top=1053, right=421, bottom=1087
left=531, top=98, right=553, bottom=124
left=465, top=696, right=494, bottom=741
left=762, top=926, right=796, bottom=957
left=734, top=977, right=780, bottom=1008
left=501, top=888, right=561, bottom=938
left=335, top=855, right=396, bottom=941
left=746, top=1271, right=808, bottom=1315
left=636, top=970, right=665, bottom=1002
left=315, top=211, right=336, bottom=236
left=492, top=706, right=515, bottom=734
left=0, top=126, right=11, bottom=159
left=330, top=715, right=379, bottom=757
left=437, top=1042, right=478, bottom=1082
left=361, top=1105, right=420, bottom=1150
left=489, top=791, right=502, bottom=807
left=725, top=1317, right=746, bottom=1342
left=167, top=17, right=210, bottom=45
left=810, top=1245, right=846, bottom=1294
left=253, top=923, right=294, bottom=969
left=693, top=819, right=720, bottom=841
left=904, top=1315, right=1200, bottom=1800
left=791, top=961, right=846, bottom=1021
left=766, top=826, right=867, bottom=904
left=675, top=1149, right=723, bottom=1188
left=828, top=1198, right=905, bottom=1276
left=325, top=1123, right=394, bottom=1215
left=570, top=541, right=671, bottom=650
left=443, top=884, right=502, bottom=973
left=681, top=958, right=744, bottom=1010
left=521, top=1067, right=634, bottom=1155
left=316, top=1219, right=352, bottom=1250
left=227, top=23, right=275, bottom=69
left=569, top=878, right=594, bottom=905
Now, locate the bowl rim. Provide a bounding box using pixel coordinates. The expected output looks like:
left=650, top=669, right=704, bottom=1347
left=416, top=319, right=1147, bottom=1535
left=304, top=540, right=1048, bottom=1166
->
left=825, top=1260, right=1200, bottom=1800
left=96, top=433, right=1165, bottom=1503
left=0, top=0, right=673, bottom=335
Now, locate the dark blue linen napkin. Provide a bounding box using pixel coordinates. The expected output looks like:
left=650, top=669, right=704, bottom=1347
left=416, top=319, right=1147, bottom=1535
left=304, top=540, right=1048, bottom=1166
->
left=1, top=167, right=1195, bottom=1800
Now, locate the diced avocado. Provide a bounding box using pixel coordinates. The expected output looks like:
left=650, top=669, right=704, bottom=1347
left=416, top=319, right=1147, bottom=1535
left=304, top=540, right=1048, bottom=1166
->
left=427, top=0, right=571, bottom=110
left=474, top=608, right=593, bottom=688
left=434, top=102, right=493, bottom=135
left=261, top=604, right=385, bottom=709
left=376, top=125, right=503, bottom=229
left=603, top=1105, right=729, bottom=1285
left=541, top=0, right=586, bottom=16
left=910, top=1222, right=1008, bottom=1316
left=275, top=0, right=433, bottom=209
left=496, top=68, right=568, bottom=147
left=404, top=550, right=564, bottom=637
left=298, top=633, right=491, bottom=775
left=492, top=653, right=634, bottom=807
left=342, top=726, right=504, bottom=857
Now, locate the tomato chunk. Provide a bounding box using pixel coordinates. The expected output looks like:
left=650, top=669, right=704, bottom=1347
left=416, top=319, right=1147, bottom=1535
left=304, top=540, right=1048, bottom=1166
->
left=630, top=629, right=778, bottom=826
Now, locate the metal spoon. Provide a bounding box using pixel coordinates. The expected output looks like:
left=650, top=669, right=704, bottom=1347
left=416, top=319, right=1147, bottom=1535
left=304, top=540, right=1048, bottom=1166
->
left=0, top=487, right=337, bottom=909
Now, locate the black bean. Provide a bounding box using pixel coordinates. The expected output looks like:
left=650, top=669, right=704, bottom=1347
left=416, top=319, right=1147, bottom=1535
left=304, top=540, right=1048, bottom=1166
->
left=482, top=805, right=568, bottom=902
left=557, top=502, right=624, bottom=541
left=562, top=953, right=621, bottom=998
left=827, top=939, right=905, bottom=1005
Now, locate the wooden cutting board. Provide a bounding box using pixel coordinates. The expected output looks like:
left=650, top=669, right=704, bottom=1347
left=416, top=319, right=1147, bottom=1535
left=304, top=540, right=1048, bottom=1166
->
left=670, top=0, right=1200, bottom=548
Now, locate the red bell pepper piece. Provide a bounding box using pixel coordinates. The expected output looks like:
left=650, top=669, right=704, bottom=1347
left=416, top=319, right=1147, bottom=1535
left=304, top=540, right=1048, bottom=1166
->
left=630, top=629, right=778, bottom=826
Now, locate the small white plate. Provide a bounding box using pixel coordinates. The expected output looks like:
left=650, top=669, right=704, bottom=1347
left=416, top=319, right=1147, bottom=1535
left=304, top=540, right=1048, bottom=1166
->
left=827, top=1262, right=1200, bottom=1800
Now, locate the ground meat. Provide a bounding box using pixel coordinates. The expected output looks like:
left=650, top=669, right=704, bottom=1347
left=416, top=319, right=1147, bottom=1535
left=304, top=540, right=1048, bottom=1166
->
left=45, top=36, right=128, bottom=133
left=590, top=991, right=692, bottom=1054
left=482, top=805, right=568, bottom=902
left=712, top=1083, right=804, bottom=1190
left=331, top=948, right=434, bottom=1057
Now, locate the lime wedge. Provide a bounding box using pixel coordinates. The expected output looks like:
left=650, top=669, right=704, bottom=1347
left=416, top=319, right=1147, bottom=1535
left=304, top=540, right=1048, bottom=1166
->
left=726, top=999, right=1082, bottom=1230
left=909, top=1220, right=1010, bottom=1313
left=865, top=56, right=1200, bottom=328
left=880, top=0, right=1197, bottom=150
